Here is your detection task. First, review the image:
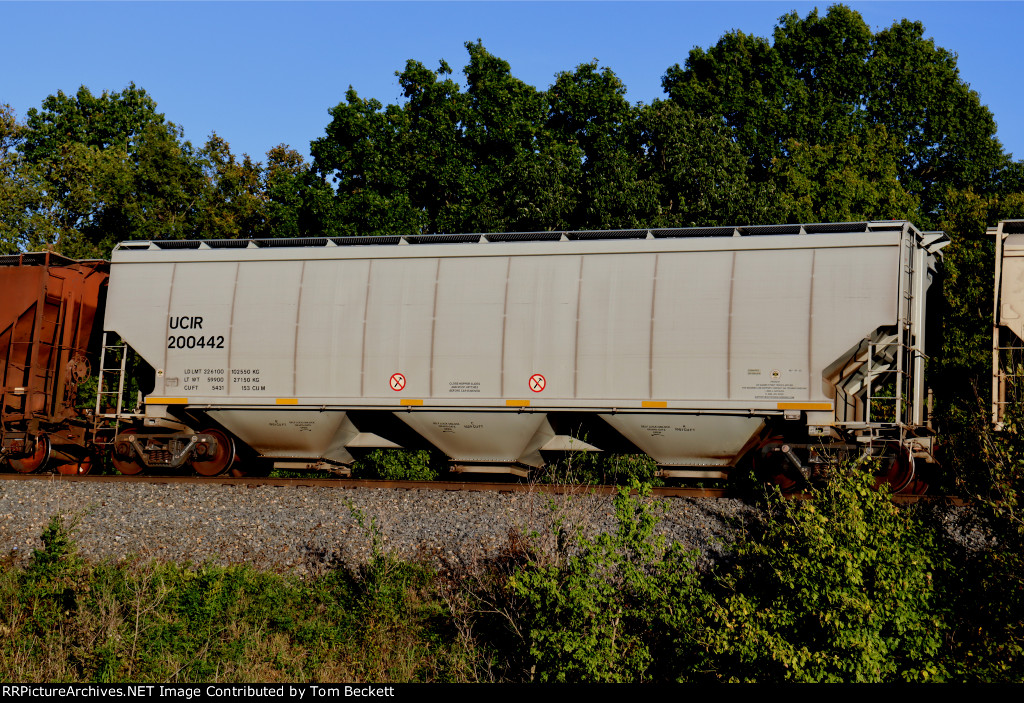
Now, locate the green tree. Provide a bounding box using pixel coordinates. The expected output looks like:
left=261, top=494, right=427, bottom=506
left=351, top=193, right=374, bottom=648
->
left=195, top=133, right=266, bottom=240
left=662, top=5, right=1008, bottom=227
left=662, top=27, right=794, bottom=178
left=14, top=84, right=208, bottom=257
left=311, top=43, right=653, bottom=236
left=21, top=84, right=166, bottom=161
left=547, top=61, right=657, bottom=229
left=636, top=99, right=770, bottom=227
left=394, top=57, right=479, bottom=234
left=998, top=160, right=1024, bottom=196
left=0, top=104, right=59, bottom=253
left=119, top=122, right=207, bottom=245
left=312, top=43, right=575, bottom=237
left=309, top=86, right=428, bottom=237
left=867, top=16, right=1007, bottom=219
left=462, top=41, right=577, bottom=232
left=263, top=144, right=312, bottom=238
left=8, top=84, right=316, bottom=254
left=771, top=124, right=921, bottom=223
left=309, top=54, right=488, bottom=237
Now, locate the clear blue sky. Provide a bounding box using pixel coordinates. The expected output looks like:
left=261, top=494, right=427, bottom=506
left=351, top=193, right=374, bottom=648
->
left=2, top=1, right=1022, bottom=165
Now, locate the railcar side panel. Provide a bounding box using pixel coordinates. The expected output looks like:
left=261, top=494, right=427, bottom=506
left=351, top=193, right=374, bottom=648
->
left=103, top=263, right=174, bottom=375
left=730, top=248, right=815, bottom=401
left=650, top=251, right=732, bottom=400
left=810, top=247, right=900, bottom=398
left=167, top=262, right=235, bottom=396
left=103, top=222, right=944, bottom=473
left=296, top=259, right=370, bottom=398
left=231, top=260, right=303, bottom=398
left=363, top=257, right=437, bottom=400
left=433, top=256, right=507, bottom=398
left=502, top=255, right=580, bottom=399
left=576, top=253, right=657, bottom=399
left=992, top=222, right=1024, bottom=427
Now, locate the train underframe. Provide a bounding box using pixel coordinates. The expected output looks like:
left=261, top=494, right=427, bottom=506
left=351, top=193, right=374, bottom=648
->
left=1, top=403, right=935, bottom=496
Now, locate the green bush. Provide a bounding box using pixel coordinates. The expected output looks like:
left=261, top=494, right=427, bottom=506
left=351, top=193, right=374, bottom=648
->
left=351, top=449, right=442, bottom=481
left=17, top=472, right=1023, bottom=682
left=939, top=399, right=1024, bottom=681
left=0, top=515, right=480, bottom=683
left=28, top=515, right=82, bottom=581
left=698, top=469, right=946, bottom=682
left=506, top=484, right=707, bottom=682
left=538, top=452, right=662, bottom=486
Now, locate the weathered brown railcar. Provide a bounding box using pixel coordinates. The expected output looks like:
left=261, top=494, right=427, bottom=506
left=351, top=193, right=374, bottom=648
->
left=0, top=252, right=108, bottom=474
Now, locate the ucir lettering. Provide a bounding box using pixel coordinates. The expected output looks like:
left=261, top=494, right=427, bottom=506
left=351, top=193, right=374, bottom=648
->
left=169, top=316, right=204, bottom=329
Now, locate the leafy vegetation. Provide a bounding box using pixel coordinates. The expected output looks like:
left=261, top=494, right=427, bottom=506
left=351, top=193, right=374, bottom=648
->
left=351, top=449, right=443, bottom=481
left=5, top=468, right=1019, bottom=683
left=698, top=472, right=946, bottom=682
left=502, top=484, right=704, bottom=682
left=3, top=5, right=1019, bottom=256
left=1, top=88, right=311, bottom=258
left=534, top=449, right=661, bottom=486
left=0, top=515, right=479, bottom=683
left=4, top=2, right=1024, bottom=682
left=936, top=398, right=1024, bottom=681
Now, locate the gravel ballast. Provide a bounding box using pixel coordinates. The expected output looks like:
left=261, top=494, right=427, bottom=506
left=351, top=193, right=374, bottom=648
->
left=0, top=479, right=755, bottom=574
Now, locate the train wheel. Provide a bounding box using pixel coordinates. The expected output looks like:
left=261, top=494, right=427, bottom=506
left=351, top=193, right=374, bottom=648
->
left=112, top=429, right=146, bottom=475
left=897, top=460, right=930, bottom=496
left=872, top=445, right=915, bottom=494
left=753, top=436, right=803, bottom=492
left=191, top=429, right=235, bottom=477
left=9, top=435, right=50, bottom=474
left=55, top=453, right=95, bottom=476
left=899, top=475, right=929, bottom=496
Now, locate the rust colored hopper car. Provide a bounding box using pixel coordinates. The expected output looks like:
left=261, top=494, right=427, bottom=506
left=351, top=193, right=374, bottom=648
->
left=2, top=221, right=951, bottom=492
left=0, top=252, right=108, bottom=474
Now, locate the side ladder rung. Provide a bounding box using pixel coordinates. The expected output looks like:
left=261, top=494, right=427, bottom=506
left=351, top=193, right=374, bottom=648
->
left=95, top=332, right=129, bottom=419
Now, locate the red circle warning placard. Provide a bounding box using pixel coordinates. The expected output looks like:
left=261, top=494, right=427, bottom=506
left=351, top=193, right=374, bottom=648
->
left=529, top=373, right=546, bottom=392
left=390, top=373, right=406, bottom=391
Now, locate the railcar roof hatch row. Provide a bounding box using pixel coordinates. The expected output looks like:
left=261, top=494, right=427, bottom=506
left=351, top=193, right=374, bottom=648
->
left=114, top=219, right=935, bottom=252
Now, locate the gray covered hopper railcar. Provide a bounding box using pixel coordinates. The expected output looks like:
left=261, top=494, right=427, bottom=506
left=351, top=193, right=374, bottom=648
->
left=991, top=220, right=1024, bottom=429
left=101, top=221, right=946, bottom=486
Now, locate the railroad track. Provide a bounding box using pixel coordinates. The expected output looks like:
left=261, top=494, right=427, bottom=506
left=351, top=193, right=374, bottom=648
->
left=0, top=471, right=727, bottom=497
left=0, top=471, right=956, bottom=504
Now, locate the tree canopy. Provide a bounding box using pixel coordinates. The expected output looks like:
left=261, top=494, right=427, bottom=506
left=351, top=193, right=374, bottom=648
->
left=1, top=4, right=1020, bottom=250
left=1, top=86, right=311, bottom=257
left=662, top=5, right=1008, bottom=229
